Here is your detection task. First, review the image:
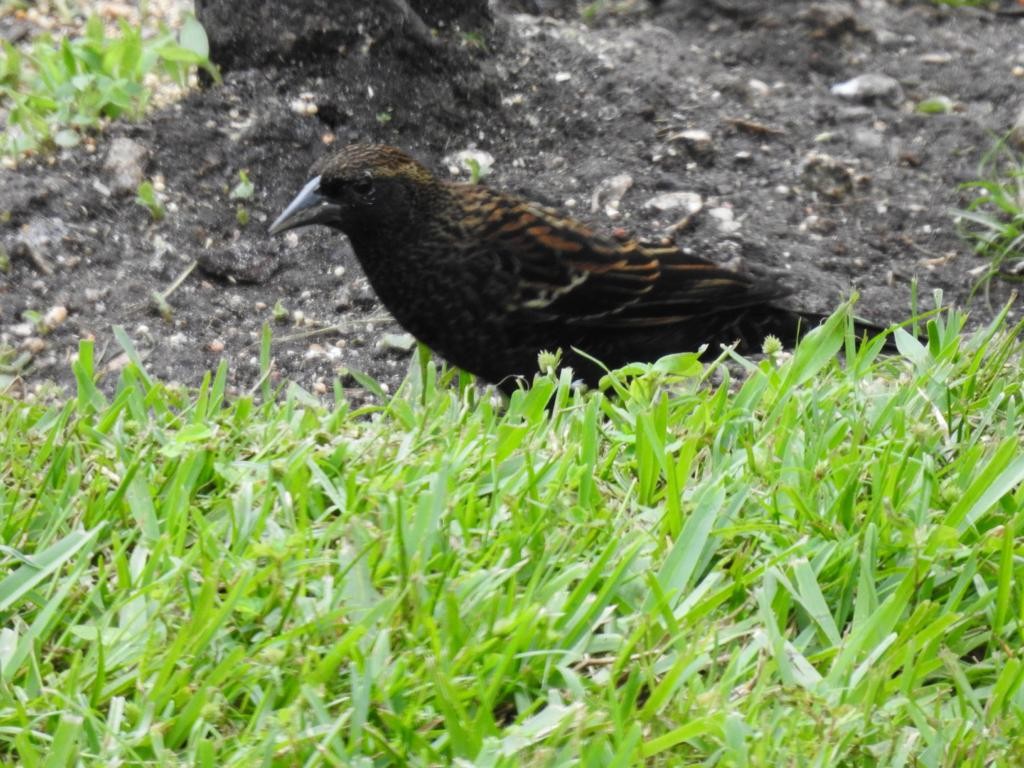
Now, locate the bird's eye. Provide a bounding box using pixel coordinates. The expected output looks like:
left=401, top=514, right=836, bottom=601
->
left=352, top=177, right=373, bottom=196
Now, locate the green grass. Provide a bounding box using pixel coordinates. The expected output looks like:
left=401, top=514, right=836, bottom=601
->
left=930, top=0, right=995, bottom=7
left=4, top=304, right=1024, bottom=765
left=956, top=139, right=1024, bottom=297
left=0, top=13, right=216, bottom=158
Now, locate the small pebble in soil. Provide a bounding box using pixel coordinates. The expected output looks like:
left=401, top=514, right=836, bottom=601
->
left=289, top=98, right=318, bottom=116
left=708, top=207, right=740, bottom=234
left=801, top=214, right=837, bottom=235
left=830, top=73, right=903, bottom=106
left=747, top=79, right=770, bottom=97
left=23, top=337, right=46, bottom=354
left=591, top=174, right=634, bottom=218
left=667, top=129, right=714, bottom=162
left=377, top=332, right=417, bottom=355
left=43, top=305, right=67, bottom=331
left=644, top=191, right=703, bottom=216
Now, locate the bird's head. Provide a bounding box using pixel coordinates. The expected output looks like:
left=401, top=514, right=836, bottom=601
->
left=268, top=144, right=438, bottom=238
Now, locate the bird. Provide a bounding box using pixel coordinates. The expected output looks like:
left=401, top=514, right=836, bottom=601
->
left=269, top=144, right=886, bottom=390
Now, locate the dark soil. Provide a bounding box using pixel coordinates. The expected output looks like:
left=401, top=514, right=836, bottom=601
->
left=2, top=1, right=1023, bottom=399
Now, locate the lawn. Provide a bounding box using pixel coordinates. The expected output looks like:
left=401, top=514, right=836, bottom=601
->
left=4, top=303, right=1024, bottom=766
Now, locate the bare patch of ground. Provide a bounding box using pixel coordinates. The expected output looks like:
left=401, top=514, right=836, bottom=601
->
left=2, top=1, right=1023, bottom=399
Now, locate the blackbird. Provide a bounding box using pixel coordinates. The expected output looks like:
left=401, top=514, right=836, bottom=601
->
left=270, top=144, right=884, bottom=389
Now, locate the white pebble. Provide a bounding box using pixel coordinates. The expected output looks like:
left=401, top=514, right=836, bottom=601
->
left=43, top=305, right=67, bottom=329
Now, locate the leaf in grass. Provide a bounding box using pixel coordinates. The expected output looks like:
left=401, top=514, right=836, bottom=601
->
left=0, top=528, right=102, bottom=612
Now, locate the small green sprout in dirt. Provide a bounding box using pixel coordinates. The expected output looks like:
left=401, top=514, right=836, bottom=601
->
left=465, top=157, right=483, bottom=184
left=580, top=1, right=604, bottom=24
left=0, top=243, right=9, bottom=273
left=461, top=31, right=487, bottom=52
left=457, top=152, right=492, bottom=184
left=916, top=95, right=954, bottom=114
left=376, top=110, right=393, bottom=125
left=272, top=299, right=289, bottom=323
left=150, top=290, right=173, bottom=321
left=135, top=180, right=165, bottom=221
left=228, top=171, right=254, bottom=225
left=21, top=309, right=44, bottom=334
left=954, top=138, right=1024, bottom=297
left=0, top=13, right=219, bottom=158
left=230, top=169, right=254, bottom=200
left=148, top=260, right=195, bottom=321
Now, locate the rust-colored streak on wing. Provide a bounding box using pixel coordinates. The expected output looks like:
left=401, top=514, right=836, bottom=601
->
left=534, top=233, right=585, bottom=253
left=570, top=259, right=660, bottom=279
left=611, top=259, right=661, bottom=274
left=660, top=261, right=732, bottom=273
left=499, top=215, right=537, bottom=234
left=448, top=182, right=782, bottom=325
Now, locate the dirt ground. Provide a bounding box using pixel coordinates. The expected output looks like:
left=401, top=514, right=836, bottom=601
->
left=2, top=0, right=1024, bottom=400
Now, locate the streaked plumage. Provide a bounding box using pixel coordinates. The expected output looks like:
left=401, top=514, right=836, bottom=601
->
left=270, top=144, right=876, bottom=388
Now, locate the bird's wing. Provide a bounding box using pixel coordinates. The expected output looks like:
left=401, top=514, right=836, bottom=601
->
left=460, top=191, right=787, bottom=327
left=600, top=243, right=792, bottom=327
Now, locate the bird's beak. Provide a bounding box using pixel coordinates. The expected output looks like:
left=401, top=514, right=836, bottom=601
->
left=268, top=175, right=339, bottom=235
